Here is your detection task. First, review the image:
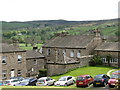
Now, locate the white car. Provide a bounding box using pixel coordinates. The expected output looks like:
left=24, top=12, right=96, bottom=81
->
left=3, top=79, right=21, bottom=86
left=54, top=76, right=75, bottom=86
left=36, top=77, right=55, bottom=86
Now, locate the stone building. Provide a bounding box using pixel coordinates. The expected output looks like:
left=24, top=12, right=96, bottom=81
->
left=42, top=32, right=102, bottom=76
left=26, top=50, right=46, bottom=77
left=0, top=43, right=27, bottom=80
left=95, top=42, right=119, bottom=67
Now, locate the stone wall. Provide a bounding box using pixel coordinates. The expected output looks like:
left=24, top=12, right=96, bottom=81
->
left=47, top=55, right=93, bottom=76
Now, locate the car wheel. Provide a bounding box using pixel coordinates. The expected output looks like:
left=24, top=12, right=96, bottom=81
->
left=64, top=83, right=67, bottom=86
left=87, top=83, right=90, bottom=87
left=103, top=82, right=106, bottom=86
left=93, top=84, right=96, bottom=87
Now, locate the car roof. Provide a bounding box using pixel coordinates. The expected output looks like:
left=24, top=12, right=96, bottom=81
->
left=95, top=74, right=105, bottom=77
left=79, top=75, right=90, bottom=77
left=112, top=70, right=120, bottom=74
left=38, top=77, right=49, bottom=80
left=60, top=76, right=72, bottom=78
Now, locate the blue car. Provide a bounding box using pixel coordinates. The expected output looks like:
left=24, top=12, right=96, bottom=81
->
left=15, top=78, right=37, bottom=86
left=0, top=81, right=3, bottom=86
left=93, top=74, right=110, bottom=87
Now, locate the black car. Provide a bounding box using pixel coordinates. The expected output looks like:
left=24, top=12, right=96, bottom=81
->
left=15, top=78, right=37, bottom=86
left=93, top=74, right=110, bottom=87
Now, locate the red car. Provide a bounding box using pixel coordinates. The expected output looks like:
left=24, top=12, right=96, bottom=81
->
left=76, top=75, right=94, bottom=87
left=108, top=74, right=120, bottom=88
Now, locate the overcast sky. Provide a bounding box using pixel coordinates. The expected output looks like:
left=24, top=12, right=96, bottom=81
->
left=0, top=0, right=119, bottom=21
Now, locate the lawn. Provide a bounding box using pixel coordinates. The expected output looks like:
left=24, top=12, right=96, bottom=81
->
left=51, top=66, right=117, bottom=80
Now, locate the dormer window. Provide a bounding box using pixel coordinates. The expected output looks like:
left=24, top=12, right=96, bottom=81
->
left=18, top=55, right=22, bottom=63
left=70, top=50, right=74, bottom=57
left=47, top=48, right=50, bottom=56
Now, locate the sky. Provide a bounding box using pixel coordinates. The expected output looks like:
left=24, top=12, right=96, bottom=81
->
left=0, top=0, right=119, bottom=21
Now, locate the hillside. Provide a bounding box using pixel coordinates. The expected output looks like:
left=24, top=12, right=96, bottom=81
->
left=1, top=19, right=118, bottom=46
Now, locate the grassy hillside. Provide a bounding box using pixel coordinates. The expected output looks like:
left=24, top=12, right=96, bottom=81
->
left=51, top=66, right=116, bottom=80
left=2, top=19, right=118, bottom=49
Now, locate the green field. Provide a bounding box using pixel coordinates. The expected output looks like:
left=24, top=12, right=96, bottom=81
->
left=19, top=43, right=43, bottom=50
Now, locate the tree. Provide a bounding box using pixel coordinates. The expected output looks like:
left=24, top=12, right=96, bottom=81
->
left=106, top=55, right=112, bottom=67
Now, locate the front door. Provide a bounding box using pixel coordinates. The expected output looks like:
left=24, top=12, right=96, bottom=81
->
left=11, top=69, right=15, bottom=77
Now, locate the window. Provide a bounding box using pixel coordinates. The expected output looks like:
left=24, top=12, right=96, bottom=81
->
left=2, top=70, right=7, bottom=79
left=102, top=58, right=107, bottom=63
left=17, top=70, right=22, bottom=76
left=77, top=51, right=81, bottom=58
left=114, top=58, right=118, bottom=63
left=34, top=60, right=37, bottom=65
left=63, top=50, right=66, bottom=56
left=70, top=50, right=74, bottom=57
left=18, top=55, right=22, bottom=63
left=47, top=48, right=50, bottom=56
left=2, top=56, right=7, bottom=64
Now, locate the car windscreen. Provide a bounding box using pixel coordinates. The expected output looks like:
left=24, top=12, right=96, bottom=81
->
left=3, top=81, right=10, bottom=84
left=77, top=77, right=85, bottom=81
left=94, top=76, right=102, bottom=79
left=110, top=74, right=120, bottom=79
left=59, top=77, right=66, bottom=81
left=38, top=79, right=45, bottom=82
left=11, top=80, right=19, bottom=82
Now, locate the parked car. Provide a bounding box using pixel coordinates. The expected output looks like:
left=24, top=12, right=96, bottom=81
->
left=54, top=76, right=75, bottom=86
left=108, top=74, right=120, bottom=88
left=15, top=78, right=37, bottom=86
left=36, top=77, right=55, bottom=86
left=76, top=75, right=94, bottom=87
left=3, top=79, right=21, bottom=86
left=93, top=74, right=110, bottom=87
left=0, top=81, right=3, bottom=86
left=10, top=77, right=24, bottom=81
left=112, top=70, right=120, bottom=74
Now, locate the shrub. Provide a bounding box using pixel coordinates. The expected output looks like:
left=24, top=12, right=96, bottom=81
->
left=37, top=69, right=47, bottom=78
left=89, top=55, right=103, bottom=66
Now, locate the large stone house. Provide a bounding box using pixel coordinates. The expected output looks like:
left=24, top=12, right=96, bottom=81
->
left=0, top=44, right=46, bottom=80
left=26, top=50, right=46, bottom=77
left=95, top=42, right=119, bottom=67
left=0, top=43, right=27, bottom=80
left=42, top=32, right=102, bottom=76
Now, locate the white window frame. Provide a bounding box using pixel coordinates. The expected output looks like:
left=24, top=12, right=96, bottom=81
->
left=18, top=55, right=22, bottom=63
left=17, top=70, right=22, bottom=76
left=70, top=50, right=74, bottom=57
left=102, top=57, right=107, bottom=63
left=77, top=51, right=81, bottom=58
left=2, top=56, right=7, bottom=64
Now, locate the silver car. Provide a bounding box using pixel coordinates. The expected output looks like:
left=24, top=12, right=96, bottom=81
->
left=36, top=77, right=55, bottom=86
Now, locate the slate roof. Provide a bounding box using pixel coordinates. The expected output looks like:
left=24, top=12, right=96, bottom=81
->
left=26, top=50, right=44, bottom=59
left=95, top=42, right=120, bottom=51
left=0, top=43, right=25, bottom=53
left=43, top=35, right=95, bottom=49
